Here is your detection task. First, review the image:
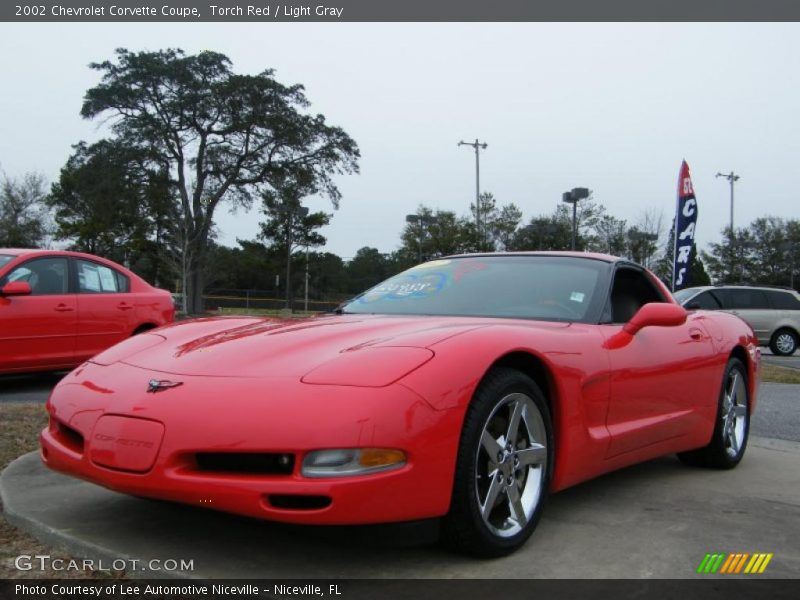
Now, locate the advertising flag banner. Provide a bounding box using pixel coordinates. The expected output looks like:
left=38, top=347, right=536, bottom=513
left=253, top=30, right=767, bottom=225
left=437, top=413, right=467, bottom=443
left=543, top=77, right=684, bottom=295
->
left=673, top=160, right=698, bottom=290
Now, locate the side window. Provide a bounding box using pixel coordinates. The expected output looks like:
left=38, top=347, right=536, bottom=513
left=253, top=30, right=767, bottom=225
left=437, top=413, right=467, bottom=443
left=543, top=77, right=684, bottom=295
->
left=688, top=291, right=722, bottom=310
left=608, top=267, right=667, bottom=323
left=3, top=257, right=68, bottom=295
left=728, top=289, right=770, bottom=310
left=77, top=260, right=126, bottom=294
left=767, top=290, right=800, bottom=310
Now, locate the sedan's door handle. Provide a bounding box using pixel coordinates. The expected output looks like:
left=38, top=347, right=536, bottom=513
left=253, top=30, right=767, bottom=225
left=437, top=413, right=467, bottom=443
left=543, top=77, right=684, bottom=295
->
left=54, top=304, right=74, bottom=312
left=689, top=328, right=704, bottom=341
left=117, top=303, right=134, bottom=311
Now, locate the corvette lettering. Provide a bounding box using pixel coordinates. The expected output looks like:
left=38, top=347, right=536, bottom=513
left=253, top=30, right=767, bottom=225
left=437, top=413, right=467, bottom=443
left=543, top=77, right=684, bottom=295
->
left=93, top=434, right=153, bottom=449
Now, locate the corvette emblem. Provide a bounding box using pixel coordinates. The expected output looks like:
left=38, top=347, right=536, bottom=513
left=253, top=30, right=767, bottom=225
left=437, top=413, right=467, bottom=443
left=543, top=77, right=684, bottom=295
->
left=147, top=379, right=184, bottom=393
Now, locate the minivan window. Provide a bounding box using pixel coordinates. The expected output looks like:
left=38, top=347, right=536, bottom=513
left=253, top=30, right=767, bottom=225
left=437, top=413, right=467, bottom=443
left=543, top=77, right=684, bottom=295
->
left=767, top=290, right=800, bottom=310
left=728, top=288, right=771, bottom=310
left=0, top=255, right=13, bottom=269
left=688, top=291, right=722, bottom=310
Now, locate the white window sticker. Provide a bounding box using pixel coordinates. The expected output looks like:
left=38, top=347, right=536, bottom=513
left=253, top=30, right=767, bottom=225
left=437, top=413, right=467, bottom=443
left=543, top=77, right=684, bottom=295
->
left=570, top=291, right=585, bottom=303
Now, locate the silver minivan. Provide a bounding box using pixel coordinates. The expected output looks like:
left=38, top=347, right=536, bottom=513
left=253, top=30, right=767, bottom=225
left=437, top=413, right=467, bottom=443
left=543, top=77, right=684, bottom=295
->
left=674, top=285, right=800, bottom=356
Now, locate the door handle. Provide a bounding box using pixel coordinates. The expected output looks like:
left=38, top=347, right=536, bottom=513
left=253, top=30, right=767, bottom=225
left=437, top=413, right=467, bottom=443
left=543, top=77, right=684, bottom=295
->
left=54, top=304, right=74, bottom=312
left=689, top=328, right=704, bottom=341
left=117, top=303, right=134, bottom=311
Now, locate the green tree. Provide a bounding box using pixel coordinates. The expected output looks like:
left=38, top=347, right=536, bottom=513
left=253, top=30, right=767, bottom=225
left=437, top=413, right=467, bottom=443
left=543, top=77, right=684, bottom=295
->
left=259, top=178, right=331, bottom=308
left=554, top=195, right=605, bottom=250
left=0, top=171, right=50, bottom=248
left=591, top=215, right=628, bottom=255
left=507, top=216, right=571, bottom=251
left=466, top=193, right=522, bottom=251
left=47, top=140, right=179, bottom=285
left=399, top=206, right=470, bottom=263
left=346, top=247, right=392, bottom=293
left=80, top=48, right=359, bottom=313
left=701, top=227, right=757, bottom=284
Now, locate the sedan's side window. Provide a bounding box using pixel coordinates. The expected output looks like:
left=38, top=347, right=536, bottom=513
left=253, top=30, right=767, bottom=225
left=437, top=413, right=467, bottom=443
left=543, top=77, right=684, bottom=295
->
left=77, top=260, right=127, bottom=294
left=3, top=258, right=68, bottom=295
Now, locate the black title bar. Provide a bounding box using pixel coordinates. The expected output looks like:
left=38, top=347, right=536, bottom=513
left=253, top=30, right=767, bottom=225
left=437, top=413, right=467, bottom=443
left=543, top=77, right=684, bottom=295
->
left=4, top=0, right=800, bottom=22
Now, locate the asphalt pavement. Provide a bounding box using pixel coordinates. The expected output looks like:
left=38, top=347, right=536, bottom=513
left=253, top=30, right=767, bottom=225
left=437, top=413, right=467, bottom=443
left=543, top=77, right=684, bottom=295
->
left=2, top=438, right=798, bottom=579
left=1, top=369, right=799, bottom=579
left=762, top=347, right=800, bottom=370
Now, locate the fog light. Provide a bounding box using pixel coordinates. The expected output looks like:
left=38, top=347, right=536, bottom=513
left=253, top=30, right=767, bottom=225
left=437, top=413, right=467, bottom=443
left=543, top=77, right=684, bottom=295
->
left=301, top=448, right=407, bottom=478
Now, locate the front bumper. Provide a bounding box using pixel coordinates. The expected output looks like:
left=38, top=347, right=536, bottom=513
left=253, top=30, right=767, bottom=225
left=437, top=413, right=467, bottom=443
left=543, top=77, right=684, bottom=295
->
left=41, top=361, right=463, bottom=525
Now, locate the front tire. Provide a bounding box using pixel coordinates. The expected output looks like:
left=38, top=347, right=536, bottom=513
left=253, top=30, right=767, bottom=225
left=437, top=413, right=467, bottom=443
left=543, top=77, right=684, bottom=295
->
left=770, top=328, right=798, bottom=356
left=441, top=368, right=553, bottom=557
left=678, top=357, right=750, bottom=469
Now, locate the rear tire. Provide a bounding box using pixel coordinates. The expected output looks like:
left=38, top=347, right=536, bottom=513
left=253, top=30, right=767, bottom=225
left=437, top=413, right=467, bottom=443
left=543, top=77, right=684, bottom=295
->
left=441, top=368, right=553, bottom=557
left=678, top=358, right=749, bottom=469
left=769, top=328, right=798, bottom=356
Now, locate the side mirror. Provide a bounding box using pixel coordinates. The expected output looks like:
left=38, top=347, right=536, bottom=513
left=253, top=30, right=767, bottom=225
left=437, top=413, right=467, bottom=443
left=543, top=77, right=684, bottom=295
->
left=623, top=302, right=687, bottom=336
left=1, top=281, right=32, bottom=296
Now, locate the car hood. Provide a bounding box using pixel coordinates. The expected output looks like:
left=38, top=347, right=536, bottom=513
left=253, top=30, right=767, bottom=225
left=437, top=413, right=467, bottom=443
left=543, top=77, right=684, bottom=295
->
left=109, top=314, right=505, bottom=378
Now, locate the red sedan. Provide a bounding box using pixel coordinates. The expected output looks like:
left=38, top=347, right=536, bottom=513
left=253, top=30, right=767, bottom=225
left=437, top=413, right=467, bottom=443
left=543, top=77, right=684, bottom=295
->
left=41, top=253, right=758, bottom=556
left=0, top=249, right=174, bottom=374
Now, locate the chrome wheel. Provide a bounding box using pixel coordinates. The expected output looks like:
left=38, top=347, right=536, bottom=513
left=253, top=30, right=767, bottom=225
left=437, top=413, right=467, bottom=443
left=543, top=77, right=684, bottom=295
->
left=775, top=332, right=796, bottom=355
left=475, top=392, right=547, bottom=538
left=721, top=369, right=748, bottom=459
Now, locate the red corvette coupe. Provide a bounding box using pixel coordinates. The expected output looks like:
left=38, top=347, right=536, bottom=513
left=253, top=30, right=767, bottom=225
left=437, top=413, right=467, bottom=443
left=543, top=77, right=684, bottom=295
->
left=41, top=253, right=758, bottom=556
left=0, top=249, right=174, bottom=374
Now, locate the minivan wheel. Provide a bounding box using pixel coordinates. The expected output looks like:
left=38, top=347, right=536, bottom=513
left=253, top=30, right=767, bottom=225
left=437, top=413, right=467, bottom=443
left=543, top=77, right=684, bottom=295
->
left=770, top=329, right=798, bottom=356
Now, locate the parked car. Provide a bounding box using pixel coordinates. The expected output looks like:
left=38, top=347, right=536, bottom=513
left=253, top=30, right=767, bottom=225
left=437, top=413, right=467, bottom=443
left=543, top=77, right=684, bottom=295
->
left=0, top=249, right=175, bottom=374
left=42, top=253, right=758, bottom=556
left=674, top=285, right=800, bottom=356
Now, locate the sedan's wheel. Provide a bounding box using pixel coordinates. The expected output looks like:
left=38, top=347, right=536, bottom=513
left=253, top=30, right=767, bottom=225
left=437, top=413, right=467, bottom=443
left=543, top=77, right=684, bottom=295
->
left=770, top=329, right=798, bottom=356
left=441, top=368, right=553, bottom=557
left=678, top=358, right=750, bottom=469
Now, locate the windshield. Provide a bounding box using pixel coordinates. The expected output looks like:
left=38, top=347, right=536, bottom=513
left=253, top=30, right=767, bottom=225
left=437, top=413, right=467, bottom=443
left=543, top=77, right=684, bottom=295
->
left=672, top=288, right=701, bottom=304
left=0, top=255, right=13, bottom=269
left=342, top=256, right=607, bottom=322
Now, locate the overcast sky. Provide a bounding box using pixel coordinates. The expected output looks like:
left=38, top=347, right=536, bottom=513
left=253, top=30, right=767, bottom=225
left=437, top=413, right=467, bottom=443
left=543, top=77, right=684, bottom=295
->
left=1, top=23, right=798, bottom=258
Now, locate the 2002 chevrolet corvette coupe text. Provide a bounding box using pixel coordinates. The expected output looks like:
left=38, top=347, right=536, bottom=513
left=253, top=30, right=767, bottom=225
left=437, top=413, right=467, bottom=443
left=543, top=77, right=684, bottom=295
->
left=41, top=253, right=759, bottom=556
left=0, top=249, right=174, bottom=374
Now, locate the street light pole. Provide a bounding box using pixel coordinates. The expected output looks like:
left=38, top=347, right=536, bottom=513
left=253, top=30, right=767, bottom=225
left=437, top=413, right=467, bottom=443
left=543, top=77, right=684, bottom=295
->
left=458, top=138, right=488, bottom=248
left=716, top=171, right=740, bottom=234
left=562, top=188, right=590, bottom=251
left=304, top=245, right=309, bottom=313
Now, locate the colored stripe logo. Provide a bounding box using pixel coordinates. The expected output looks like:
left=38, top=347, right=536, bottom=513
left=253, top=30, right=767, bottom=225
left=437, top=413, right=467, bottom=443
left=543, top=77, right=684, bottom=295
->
left=697, top=553, right=773, bottom=574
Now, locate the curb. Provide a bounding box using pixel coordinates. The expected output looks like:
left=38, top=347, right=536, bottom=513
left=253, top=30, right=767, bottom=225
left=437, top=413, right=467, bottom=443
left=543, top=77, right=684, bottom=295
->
left=0, top=452, right=190, bottom=580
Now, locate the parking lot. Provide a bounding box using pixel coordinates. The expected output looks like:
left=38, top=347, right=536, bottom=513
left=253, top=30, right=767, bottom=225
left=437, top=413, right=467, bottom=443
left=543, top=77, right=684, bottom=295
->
left=0, top=367, right=798, bottom=579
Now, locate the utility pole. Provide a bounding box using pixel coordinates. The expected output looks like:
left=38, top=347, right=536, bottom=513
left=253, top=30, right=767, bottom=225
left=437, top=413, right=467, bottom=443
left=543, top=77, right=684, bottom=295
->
left=458, top=139, right=488, bottom=248
left=716, top=171, right=740, bottom=234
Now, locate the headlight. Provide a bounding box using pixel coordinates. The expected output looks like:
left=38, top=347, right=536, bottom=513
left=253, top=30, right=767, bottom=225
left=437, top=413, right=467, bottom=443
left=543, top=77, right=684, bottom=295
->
left=301, top=448, right=406, bottom=478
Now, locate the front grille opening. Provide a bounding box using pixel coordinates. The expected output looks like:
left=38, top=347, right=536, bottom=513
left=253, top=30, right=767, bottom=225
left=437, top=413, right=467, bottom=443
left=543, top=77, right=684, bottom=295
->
left=268, top=494, right=332, bottom=510
left=54, top=421, right=84, bottom=454
left=194, top=452, right=295, bottom=475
